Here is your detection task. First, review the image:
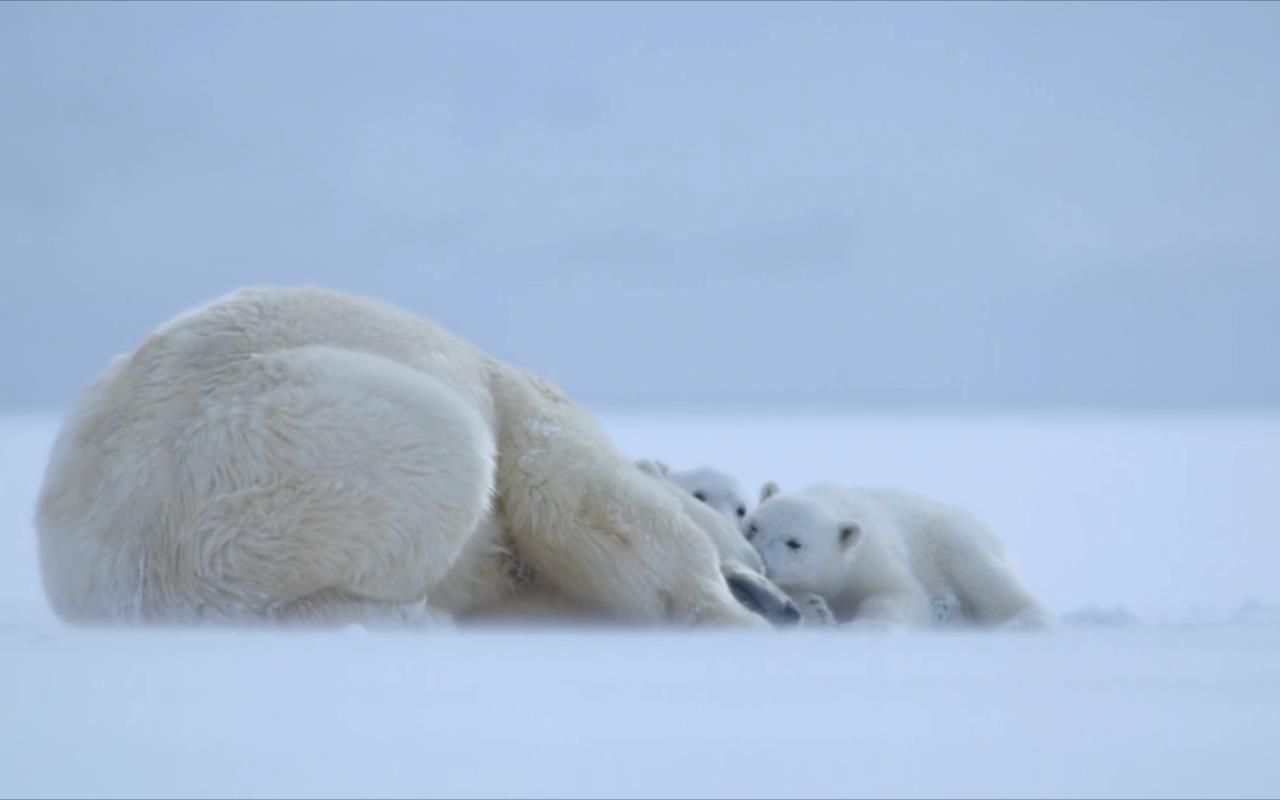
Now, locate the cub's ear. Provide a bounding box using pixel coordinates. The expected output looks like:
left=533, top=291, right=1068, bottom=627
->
left=839, top=522, right=862, bottom=548
left=759, top=481, right=781, bottom=503
left=636, top=459, right=670, bottom=477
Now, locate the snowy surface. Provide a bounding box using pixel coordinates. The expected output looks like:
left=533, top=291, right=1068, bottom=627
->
left=3, top=413, right=1279, bottom=798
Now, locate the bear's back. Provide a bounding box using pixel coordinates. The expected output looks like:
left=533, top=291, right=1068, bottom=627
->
left=796, top=484, right=998, bottom=591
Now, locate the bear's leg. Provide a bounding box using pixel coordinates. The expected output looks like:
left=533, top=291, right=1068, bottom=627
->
left=498, top=471, right=768, bottom=628
left=849, top=590, right=930, bottom=629
left=945, top=548, right=1051, bottom=629
left=429, top=511, right=527, bottom=617
left=175, top=345, right=495, bottom=624
left=930, top=592, right=962, bottom=626
left=271, top=590, right=455, bottom=628
left=490, top=372, right=768, bottom=628
left=724, top=566, right=802, bottom=625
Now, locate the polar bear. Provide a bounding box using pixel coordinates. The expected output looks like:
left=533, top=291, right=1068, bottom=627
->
left=632, top=462, right=798, bottom=624
left=35, top=286, right=797, bottom=629
left=635, top=459, right=751, bottom=531
left=744, top=482, right=1050, bottom=629
left=437, top=464, right=801, bottom=627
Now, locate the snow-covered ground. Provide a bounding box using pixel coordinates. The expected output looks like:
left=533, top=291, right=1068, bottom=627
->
left=3, top=413, right=1278, bottom=798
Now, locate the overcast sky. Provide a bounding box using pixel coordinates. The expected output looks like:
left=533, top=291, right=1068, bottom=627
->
left=2, top=1, right=1277, bottom=412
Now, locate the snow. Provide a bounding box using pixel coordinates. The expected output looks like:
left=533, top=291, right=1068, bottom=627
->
left=3, top=413, right=1279, bottom=798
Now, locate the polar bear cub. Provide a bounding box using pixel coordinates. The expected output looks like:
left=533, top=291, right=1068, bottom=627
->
left=636, top=459, right=750, bottom=531
left=744, top=482, right=1050, bottom=629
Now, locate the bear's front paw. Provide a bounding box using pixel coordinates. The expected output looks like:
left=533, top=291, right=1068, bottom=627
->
left=726, top=571, right=802, bottom=627
left=930, top=592, right=961, bottom=626
left=797, top=593, right=836, bottom=627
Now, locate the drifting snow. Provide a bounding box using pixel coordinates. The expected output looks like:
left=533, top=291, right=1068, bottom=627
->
left=2, top=414, right=1278, bottom=798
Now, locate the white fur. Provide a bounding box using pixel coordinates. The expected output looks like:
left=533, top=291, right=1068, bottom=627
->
left=744, top=483, right=1051, bottom=629
left=636, top=459, right=751, bottom=531
left=36, top=287, right=771, bottom=629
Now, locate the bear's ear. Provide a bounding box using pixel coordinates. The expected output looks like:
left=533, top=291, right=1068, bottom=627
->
left=839, top=522, right=862, bottom=549
left=636, top=459, right=670, bottom=477
left=759, top=481, right=780, bottom=503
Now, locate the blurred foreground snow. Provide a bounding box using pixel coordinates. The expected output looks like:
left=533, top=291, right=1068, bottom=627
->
left=2, top=413, right=1277, bottom=798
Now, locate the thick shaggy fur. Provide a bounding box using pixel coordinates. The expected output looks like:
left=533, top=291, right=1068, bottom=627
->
left=36, top=287, right=771, bottom=628
left=636, top=459, right=751, bottom=531
left=746, top=483, right=1050, bottom=629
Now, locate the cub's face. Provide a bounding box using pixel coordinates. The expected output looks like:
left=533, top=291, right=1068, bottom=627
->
left=666, top=467, right=750, bottom=531
left=744, top=496, right=861, bottom=596
left=634, top=459, right=765, bottom=575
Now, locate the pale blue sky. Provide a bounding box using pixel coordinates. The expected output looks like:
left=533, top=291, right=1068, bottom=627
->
left=2, top=1, right=1277, bottom=411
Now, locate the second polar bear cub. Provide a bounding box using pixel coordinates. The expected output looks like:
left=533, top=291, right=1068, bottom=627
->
left=636, top=459, right=750, bottom=531
left=745, top=483, right=1050, bottom=629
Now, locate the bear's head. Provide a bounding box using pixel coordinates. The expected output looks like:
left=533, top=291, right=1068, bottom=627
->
left=744, top=483, right=863, bottom=597
left=635, top=459, right=750, bottom=531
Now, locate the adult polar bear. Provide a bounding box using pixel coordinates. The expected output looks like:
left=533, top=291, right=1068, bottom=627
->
left=36, top=286, right=791, bottom=628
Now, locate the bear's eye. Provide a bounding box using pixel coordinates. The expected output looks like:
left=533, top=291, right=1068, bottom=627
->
left=747, top=523, right=758, bottom=540
left=786, top=539, right=802, bottom=551
left=736, top=505, right=746, bottom=517
left=693, top=491, right=707, bottom=503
